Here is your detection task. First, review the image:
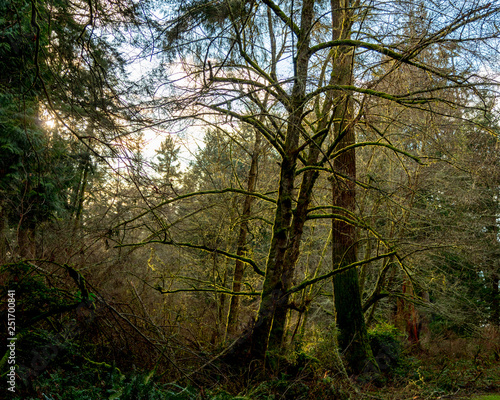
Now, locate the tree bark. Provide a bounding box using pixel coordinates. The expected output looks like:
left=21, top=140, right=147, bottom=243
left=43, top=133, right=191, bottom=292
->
left=249, top=0, right=316, bottom=360
left=226, top=133, right=261, bottom=339
left=395, top=278, right=419, bottom=344
left=332, top=124, right=377, bottom=374
left=0, top=202, right=6, bottom=263
left=18, top=224, right=36, bottom=259
left=331, top=0, right=378, bottom=376
left=492, top=272, right=500, bottom=326
left=250, top=151, right=300, bottom=359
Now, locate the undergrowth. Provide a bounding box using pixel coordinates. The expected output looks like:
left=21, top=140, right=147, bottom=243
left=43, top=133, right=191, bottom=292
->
left=7, top=342, right=500, bottom=400
left=2, top=263, right=498, bottom=400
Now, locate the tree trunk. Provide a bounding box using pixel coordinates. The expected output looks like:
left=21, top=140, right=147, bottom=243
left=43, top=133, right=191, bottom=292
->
left=0, top=202, right=6, bottom=263
left=249, top=0, right=316, bottom=360
left=250, top=151, right=300, bottom=359
left=268, top=166, right=322, bottom=349
left=18, top=224, right=36, bottom=259
left=226, top=132, right=261, bottom=339
left=492, top=272, right=500, bottom=326
left=332, top=131, right=377, bottom=373
left=331, top=0, right=378, bottom=376
left=395, top=278, right=419, bottom=344
left=72, top=153, right=90, bottom=235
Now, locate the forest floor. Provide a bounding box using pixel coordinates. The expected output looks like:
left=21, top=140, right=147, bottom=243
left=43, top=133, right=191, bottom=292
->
left=9, top=360, right=500, bottom=400
left=363, top=353, right=500, bottom=400
left=8, top=328, right=500, bottom=400
left=16, top=351, right=499, bottom=400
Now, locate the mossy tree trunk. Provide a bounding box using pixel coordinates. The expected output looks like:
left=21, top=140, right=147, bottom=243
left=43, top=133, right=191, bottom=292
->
left=250, top=0, right=316, bottom=360
left=331, top=0, right=379, bottom=376
left=331, top=116, right=378, bottom=374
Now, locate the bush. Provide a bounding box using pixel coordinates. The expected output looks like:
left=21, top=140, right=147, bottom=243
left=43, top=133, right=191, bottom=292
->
left=308, top=325, right=347, bottom=377
left=368, top=323, right=407, bottom=378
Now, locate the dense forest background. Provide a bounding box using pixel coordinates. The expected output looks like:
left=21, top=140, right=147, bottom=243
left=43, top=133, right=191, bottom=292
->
left=1, top=0, right=500, bottom=398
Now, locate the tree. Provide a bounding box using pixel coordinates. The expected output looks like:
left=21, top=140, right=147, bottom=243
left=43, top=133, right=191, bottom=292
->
left=117, top=0, right=500, bottom=374
left=226, top=129, right=262, bottom=339
left=327, top=0, right=378, bottom=374
left=154, top=135, right=181, bottom=195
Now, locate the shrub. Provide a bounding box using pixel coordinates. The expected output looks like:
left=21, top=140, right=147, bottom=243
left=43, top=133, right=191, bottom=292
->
left=368, top=323, right=406, bottom=378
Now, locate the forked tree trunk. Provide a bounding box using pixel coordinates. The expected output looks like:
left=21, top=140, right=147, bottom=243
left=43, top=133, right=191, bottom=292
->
left=268, top=166, right=320, bottom=349
left=249, top=0, right=316, bottom=361
left=250, top=150, right=300, bottom=359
